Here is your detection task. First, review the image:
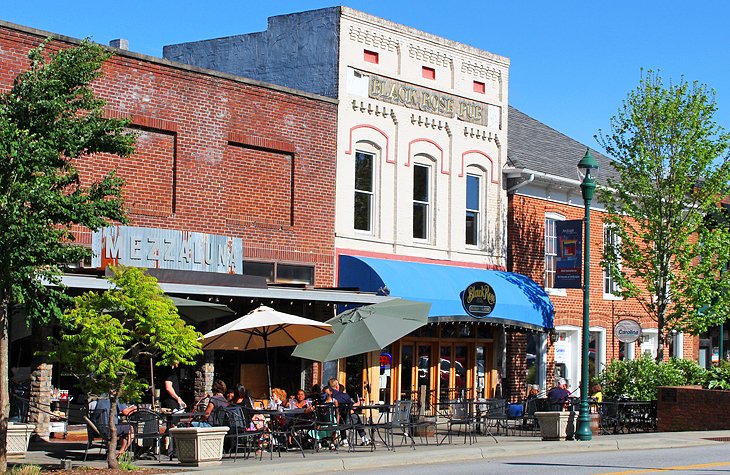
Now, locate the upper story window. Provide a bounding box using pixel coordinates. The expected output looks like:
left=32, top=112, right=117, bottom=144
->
left=422, top=66, right=436, bottom=80
left=413, top=163, right=432, bottom=241
left=603, top=225, right=621, bottom=297
left=354, top=151, right=374, bottom=232
left=473, top=81, right=486, bottom=94
left=364, top=49, right=379, bottom=64
left=466, top=174, right=481, bottom=246
left=545, top=213, right=566, bottom=293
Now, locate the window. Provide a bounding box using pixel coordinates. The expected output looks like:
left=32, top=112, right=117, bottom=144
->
left=413, top=163, right=431, bottom=240
left=603, top=225, right=621, bottom=296
left=473, top=81, right=486, bottom=94
left=364, top=49, right=379, bottom=64
left=466, top=174, right=481, bottom=246
left=422, top=66, right=436, bottom=80
left=243, top=261, right=314, bottom=285
left=354, top=151, right=374, bottom=232
left=544, top=214, right=564, bottom=290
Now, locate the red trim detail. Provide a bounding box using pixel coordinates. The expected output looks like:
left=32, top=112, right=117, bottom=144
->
left=364, top=50, right=379, bottom=64
left=407, top=138, right=448, bottom=175
left=345, top=124, right=393, bottom=164
left=461, top=149, right=499, bottom=183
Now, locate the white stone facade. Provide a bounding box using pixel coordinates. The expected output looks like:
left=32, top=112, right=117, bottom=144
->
left=335, top=8, right=510, bottom=267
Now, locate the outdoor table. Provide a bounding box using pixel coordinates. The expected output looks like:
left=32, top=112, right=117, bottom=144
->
left=358, top=403, right=392, bottom=449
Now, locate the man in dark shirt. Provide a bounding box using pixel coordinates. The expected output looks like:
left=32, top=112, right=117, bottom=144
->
left=327, top=378, right=369, bottom=446
left=161, top=362, right=186, bottom=411
left=547, top=378, right=571, bottom=409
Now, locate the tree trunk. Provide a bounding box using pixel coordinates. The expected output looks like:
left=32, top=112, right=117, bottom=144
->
left=656, top=314, right=665, bottom=363
left=0, top=291, right=9, bottom=475
left=107, top=396, right=119, bottom=470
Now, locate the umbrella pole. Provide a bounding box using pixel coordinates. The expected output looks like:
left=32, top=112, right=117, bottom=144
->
left=264, top=336, right=272, bottom=398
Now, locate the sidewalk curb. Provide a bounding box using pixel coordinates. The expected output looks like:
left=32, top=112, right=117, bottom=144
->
left=166, top=433, right=726, bottom=474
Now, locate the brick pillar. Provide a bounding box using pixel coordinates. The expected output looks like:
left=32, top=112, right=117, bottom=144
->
left=193, top=351, right=214, bottom=403
left=28, top=362, right=52, bottom=439
left=505, top=331, right=527, bottom=402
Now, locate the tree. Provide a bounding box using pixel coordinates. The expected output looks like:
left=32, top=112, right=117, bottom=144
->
left=53, top=266, right=202, bottom=468
left=598, top=71, right=730, bottom=362
left=0, top=40, right=136, bottom=472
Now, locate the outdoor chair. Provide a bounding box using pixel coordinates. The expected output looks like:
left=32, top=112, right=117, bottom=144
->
left=312, top=403, right=348, bottom=451
left=375, top=399, right=416, bottom=451
left=216, top=406, right=264, bottom=461
left=128, top=408, right=164, bottom=461
left=83, top=408, right=111, bottom=461
left=440, top=400, right=476, bottom=445
left=408, top=398, right=437, bottom=446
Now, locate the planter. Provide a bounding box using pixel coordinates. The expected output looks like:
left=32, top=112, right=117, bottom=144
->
left=535, top=411, right=575, bottom=441
left=7, top=423, right=35, bottom=458
left=168, top=426, right=228, bottom=466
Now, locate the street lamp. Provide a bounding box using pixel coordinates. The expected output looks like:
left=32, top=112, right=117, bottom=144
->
left=576, top=148, right=599, bottom=441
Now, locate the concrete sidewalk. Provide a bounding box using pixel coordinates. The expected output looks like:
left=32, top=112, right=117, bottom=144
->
left=16, top=429, right=730, bottom=474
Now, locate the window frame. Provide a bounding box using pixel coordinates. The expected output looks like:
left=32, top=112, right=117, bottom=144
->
left=354, top=149, right=376, bottom=234
left=412, top=162, right=433, bottom=242
left=603, top=224, right=622, bottom=299
left=544, top=213, right=566, bottom=296
left=465, top=172, right=482, bottom=247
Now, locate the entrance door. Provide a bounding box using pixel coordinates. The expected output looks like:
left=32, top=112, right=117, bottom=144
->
left=438, top=344, right=469, bottom=401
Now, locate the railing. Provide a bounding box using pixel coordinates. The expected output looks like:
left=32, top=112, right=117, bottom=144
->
left=400, top=387, right=477, bottom=417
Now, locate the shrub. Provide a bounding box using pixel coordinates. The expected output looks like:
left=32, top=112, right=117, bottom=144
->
left=601, top=355, right=687, bottom=400
left=705, top=361, right=730, bottom=390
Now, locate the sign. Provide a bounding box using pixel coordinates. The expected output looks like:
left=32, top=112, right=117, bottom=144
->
left=91, top=226, right=243, bottom=274
left=614, top=319, right=641, bottom=343
left=379, top=352, right=392, bottom=369
left=367, top=74, right=500, bottom=128
left=554, top=220, right=583, bottom=289
left=462, top=281, right=496, bottom=318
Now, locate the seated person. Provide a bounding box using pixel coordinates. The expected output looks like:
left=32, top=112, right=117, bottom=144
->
left=288, top=389, right=314, bottom=414
left=547, top=378, right=571, bottom=409
left=327, top=378, right=369, bottom=446
left=232, top=383, right=254, bottom=409
left=268, top=388, right=287, bottom=410
left=193, top=379, right=229, bottom=426
left=91, top=395, right=137, bottom=457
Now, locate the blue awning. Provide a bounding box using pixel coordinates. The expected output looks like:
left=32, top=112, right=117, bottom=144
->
left=339, top=256, right=554, bottom=331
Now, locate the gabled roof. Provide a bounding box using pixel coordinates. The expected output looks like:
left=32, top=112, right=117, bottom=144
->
left=508, top=106, right=619, bottom=184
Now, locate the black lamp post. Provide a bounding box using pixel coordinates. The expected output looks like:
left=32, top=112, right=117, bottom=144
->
left=576, top=148, right=599, bottom=441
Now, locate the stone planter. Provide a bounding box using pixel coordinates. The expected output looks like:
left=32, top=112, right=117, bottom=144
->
left=535, top=411, right=575, bottom=441
left=168, top=426, right=228, bottom=466
left=7, top=423, right=35, bottom=457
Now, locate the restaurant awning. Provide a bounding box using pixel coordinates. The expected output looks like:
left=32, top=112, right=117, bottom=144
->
left=338, top=256, right=554, bottom=331
left=57, top=274, right=393, bottom=305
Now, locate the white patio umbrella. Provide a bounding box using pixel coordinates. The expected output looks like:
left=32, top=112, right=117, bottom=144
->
left=200, top=305, right=333, bottom=395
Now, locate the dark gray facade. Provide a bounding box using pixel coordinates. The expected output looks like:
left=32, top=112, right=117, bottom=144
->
left=163, top=7, right=341, bottom=98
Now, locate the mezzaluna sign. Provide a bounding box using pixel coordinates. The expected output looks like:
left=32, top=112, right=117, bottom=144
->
left=368, top=74, right=497, bottom=128
left=91, top=225, right=243, bottom=274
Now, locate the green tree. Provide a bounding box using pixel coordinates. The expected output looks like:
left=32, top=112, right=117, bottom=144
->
left=598, top=71, right=730, bottom=361
left=0, top=39, right=135, bottom=473
left=53, top=266, right=202, bottom=469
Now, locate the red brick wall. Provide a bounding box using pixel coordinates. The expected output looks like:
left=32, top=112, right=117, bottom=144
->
left=506, top=331, right=527, bottom=402
left=508, top=194, right=699, bottom=362
left=657, top=386, right=730, bottom=431
left=0, top=23, right=339, bottom=286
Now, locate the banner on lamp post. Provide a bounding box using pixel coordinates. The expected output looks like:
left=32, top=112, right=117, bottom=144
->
left=554, top=220, right=583, bottom=289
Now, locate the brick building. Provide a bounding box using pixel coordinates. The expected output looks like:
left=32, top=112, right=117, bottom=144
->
left=0, top=20, right=389, bottom=437
left=507, top=106, right=696, bottom=396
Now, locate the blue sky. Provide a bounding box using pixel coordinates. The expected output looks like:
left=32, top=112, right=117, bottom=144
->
left=4, top=1, right=730, bottom=156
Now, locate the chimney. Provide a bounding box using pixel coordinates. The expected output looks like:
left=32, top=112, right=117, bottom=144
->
left=109, top=39, right=129, bottom=51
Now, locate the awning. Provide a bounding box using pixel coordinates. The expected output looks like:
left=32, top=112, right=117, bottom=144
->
left=338, top=256, right=554, bottom=331
left=57, top=274, right=393, bottom=305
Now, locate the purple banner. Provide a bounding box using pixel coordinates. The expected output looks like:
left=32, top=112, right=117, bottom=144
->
left=555, top=220, right=583, bottom=289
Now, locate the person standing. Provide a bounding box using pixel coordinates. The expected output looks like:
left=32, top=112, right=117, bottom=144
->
left=161, top=362, right=186, bottom=411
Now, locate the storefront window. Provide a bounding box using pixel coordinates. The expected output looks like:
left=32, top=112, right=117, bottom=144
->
left=417, top=345, right=431, bottom=392
left=400, top=345, right=414, bottom=398
left=345, top=353, right=366, bottom=400
left=439, top=345, right=451, bottom=402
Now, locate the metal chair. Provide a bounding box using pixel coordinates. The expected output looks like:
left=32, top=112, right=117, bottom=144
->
left=377, top=399, right=416, bottom=451
left=217, top=406, right=265, bottom=461
left=440, top=400, right=476, bottom=445
left=83, top=408, right=111, bottom=461
left=128, top=408, right=163, bottom=461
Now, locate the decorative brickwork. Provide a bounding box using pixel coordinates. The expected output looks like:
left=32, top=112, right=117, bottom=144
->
left=657, top=386, right=730, bottom=431
left=505, top=331, right=527, bottom=402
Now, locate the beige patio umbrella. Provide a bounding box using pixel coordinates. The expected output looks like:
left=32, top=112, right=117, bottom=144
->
left=200, top=305, right=333, bottom=395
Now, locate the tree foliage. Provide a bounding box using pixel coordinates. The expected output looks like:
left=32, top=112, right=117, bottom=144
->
left=598, top=71, right=730, bottom=361
left=53, top=266, right=202, bottom=467
left=0, top=39, right=135, bottom=473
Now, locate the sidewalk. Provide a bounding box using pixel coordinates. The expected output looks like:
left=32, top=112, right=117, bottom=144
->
left=17, top=429, right=730, bottom=474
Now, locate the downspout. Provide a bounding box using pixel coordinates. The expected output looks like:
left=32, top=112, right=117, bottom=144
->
left=506, top=173, right=534, bottom=194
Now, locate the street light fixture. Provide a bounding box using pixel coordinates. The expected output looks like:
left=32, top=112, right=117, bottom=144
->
left=576, top=148, right=599, bottom=441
